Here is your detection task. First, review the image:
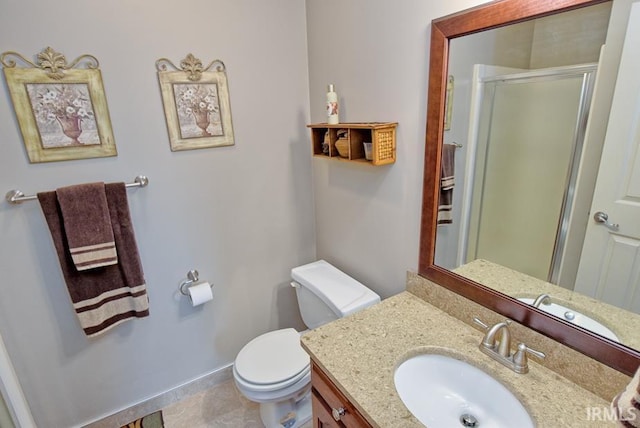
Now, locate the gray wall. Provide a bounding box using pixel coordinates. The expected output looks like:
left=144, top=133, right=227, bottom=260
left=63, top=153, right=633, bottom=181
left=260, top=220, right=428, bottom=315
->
left=0, top=0, right=539, bottom=426
left=0, top=1, right=313, bottom=427
left=305, top=0, right=491, bottom=298
left=435, top=25, right=534, bottom=269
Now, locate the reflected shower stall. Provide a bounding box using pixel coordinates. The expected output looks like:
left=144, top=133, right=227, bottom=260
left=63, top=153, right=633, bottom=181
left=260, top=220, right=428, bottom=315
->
left=461, top=64, right=597, bottom=285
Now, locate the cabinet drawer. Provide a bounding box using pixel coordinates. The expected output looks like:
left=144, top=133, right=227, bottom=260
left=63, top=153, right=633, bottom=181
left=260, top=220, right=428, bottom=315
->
left=311, top=362, right=372, bottom=427
left=312, top=388, right=345, bottom=427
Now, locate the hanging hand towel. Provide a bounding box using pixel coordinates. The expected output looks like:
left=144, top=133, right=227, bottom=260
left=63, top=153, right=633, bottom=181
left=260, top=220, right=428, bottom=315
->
left=38, top=182, right=149, bottom=337
left=437, top=143, right=456, bottom=225
left=56, top=182, right=117, bottom=271
left=612, top=365, right=640, bottom=427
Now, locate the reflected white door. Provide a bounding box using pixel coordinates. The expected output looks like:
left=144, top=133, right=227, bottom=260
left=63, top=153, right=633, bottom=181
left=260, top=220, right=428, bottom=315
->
left=575, top=2, right=640, bottom=312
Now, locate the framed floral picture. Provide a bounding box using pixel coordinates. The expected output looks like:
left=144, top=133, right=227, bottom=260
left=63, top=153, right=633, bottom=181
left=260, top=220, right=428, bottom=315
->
left=1, top=47, right=116, bottom=163
left=156, top=54, right=234, bottom=151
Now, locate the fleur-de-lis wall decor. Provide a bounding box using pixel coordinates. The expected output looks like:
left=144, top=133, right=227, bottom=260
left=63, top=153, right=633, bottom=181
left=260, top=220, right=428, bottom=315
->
left=1, top=46, right=99, bottom=80
left=156, top=53, right=234, bottom=151
left=1, top=47, right=116, bottom=163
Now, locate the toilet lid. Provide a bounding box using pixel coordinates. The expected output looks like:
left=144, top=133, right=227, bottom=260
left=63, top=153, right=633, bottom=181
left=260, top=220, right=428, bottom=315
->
left=235, top=328, right=310, bottom=385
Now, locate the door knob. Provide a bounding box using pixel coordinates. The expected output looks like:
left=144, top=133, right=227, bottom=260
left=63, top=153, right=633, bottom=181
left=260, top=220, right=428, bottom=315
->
left=593, top=211, right=619, bottom=231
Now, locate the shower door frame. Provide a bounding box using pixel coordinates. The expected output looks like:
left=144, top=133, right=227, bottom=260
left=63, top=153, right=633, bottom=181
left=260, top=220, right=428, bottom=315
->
left=458, top=63, right=597, bottom=284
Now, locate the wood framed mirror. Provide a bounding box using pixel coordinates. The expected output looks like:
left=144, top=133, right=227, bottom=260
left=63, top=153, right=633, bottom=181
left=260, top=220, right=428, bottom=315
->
left=418, top=0, right=640, bottom=376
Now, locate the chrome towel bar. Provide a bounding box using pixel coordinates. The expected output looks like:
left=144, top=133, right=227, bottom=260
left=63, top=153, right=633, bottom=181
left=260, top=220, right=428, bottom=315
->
left=5, top=175, right=149, bottom=205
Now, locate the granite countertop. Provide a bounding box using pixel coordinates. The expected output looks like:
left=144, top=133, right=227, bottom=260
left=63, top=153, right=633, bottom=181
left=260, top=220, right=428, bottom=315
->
left=301, top=291, right=611, bottom=427
left=453, top=259, right=640, bottom=350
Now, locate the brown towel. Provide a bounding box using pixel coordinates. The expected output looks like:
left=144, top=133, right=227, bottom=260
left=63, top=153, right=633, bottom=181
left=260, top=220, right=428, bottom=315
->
left=612, top=365, right=640, bottom=427
left=38, top=182, right=149, bottom=337
left=56, top=182, right=117, bottom=271
left=437, top=143, right=456, bottom=225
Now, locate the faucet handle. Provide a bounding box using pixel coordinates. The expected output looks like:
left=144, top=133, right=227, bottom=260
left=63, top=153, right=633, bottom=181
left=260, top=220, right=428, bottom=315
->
left=473, top=317, right=489, bottom=330
left=473, top=317, right=512, bottom=329
left=513, top=343, right=546, bottom=373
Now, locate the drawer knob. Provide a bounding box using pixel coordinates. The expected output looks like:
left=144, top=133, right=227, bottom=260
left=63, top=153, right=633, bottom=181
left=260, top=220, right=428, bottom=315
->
left=332, top=406, right=346, bottom=421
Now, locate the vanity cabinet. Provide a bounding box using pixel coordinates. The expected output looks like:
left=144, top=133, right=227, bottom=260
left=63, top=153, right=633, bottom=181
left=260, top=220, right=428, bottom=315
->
left=307, top=122, right=397, bottom=166
left=311, top=361, right=372, bottom=428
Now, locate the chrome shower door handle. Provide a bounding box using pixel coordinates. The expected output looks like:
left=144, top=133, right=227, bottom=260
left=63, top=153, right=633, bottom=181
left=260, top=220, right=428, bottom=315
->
left=593, top=211, right=619, bottom=231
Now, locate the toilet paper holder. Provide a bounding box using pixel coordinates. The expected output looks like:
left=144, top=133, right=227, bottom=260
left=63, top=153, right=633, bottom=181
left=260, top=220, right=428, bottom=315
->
left=179, top=269, right=213, bottom=295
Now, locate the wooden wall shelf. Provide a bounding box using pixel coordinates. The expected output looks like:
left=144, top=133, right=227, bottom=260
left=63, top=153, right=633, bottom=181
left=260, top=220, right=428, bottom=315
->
left=307, top=122, right=397, bottom=166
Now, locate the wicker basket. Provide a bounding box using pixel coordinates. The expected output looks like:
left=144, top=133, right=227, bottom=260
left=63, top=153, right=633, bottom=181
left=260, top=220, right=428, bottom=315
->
left=335, top=138, right=349, bottom=158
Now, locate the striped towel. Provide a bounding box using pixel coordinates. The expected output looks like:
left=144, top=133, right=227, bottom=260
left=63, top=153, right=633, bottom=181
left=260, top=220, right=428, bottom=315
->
left=612, top=365, right=640, bottom=427
left=56, top=182, right=117, bottom=270
left=437, top=143, right=456, bottom=225
left=38, top=182, right=149, bottom=337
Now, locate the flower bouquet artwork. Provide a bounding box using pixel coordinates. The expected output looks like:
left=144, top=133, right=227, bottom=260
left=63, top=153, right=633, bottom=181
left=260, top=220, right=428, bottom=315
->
left=1, top=47, right=116, bottom=163
left=157, top=54, right=234, bottom=151
left=173, top=83, right=222, bottom=138
left=27, top=83, right=97, bottom=147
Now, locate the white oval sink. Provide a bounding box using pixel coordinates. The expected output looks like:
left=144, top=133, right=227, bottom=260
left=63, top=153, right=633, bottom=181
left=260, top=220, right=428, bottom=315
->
left=394, top=354, right=533, bottom=428
left=518, top=298, right=619, bottom=342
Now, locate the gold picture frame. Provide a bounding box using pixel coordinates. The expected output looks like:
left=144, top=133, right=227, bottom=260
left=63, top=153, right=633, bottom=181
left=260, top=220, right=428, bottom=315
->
left=444, top=75, right=454, bottom=131
left=156, top=54, right=234, bottom=151
left=1, top=47, right=117, bottom=163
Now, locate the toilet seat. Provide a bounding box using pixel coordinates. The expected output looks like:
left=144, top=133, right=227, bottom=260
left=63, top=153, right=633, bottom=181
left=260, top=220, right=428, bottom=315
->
left=234, top=365, right=310, bottom=394
left=234, top=328, right=310, bottom=392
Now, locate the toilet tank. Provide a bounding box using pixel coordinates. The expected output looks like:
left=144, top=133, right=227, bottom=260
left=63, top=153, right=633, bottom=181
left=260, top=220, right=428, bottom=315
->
left=291, top=260, right=380, bottom=329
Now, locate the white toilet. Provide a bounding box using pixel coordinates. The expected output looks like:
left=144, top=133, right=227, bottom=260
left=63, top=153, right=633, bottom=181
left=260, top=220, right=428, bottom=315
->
left=232, top=260, right=380, bottom=428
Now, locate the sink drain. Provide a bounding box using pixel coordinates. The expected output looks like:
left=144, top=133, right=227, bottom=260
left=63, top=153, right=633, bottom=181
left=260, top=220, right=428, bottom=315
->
left=460, top=413, right=479, bottom=427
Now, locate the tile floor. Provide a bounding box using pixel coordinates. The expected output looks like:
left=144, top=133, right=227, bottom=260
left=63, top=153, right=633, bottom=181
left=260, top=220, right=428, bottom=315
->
left=162, top=379, right=313, bottom=428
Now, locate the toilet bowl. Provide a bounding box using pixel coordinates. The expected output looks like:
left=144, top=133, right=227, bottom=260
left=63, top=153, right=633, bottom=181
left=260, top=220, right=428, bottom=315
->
left=233, top=328, right=311, bottom=428
left=232, top=260, right=380, bottom=428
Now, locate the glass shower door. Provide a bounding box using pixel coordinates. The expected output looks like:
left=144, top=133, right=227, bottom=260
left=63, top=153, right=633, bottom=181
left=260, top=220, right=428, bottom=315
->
left=466, top=70, right=592, bottom=282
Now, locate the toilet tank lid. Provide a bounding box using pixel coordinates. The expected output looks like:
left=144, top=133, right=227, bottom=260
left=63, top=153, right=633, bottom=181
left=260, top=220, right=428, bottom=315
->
left=291, top=260, right=380, bottom=317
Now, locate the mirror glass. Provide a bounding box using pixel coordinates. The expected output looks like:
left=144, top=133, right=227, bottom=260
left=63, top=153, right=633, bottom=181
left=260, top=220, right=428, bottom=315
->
left=435, top=2, right=640, bottom=347
left=421, top=0, right=640, bottom=375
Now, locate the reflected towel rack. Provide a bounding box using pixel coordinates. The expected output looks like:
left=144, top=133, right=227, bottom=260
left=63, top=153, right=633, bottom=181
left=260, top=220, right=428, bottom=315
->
left=5, top=175, right=149, bottom=205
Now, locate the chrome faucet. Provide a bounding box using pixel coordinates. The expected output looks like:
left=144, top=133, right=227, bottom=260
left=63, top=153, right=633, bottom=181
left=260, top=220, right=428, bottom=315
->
left=480, top=319, right=511, bottom=357
left=532, top=293, right=551, bottom=308
left=473, top=317, right=545, bottom=374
